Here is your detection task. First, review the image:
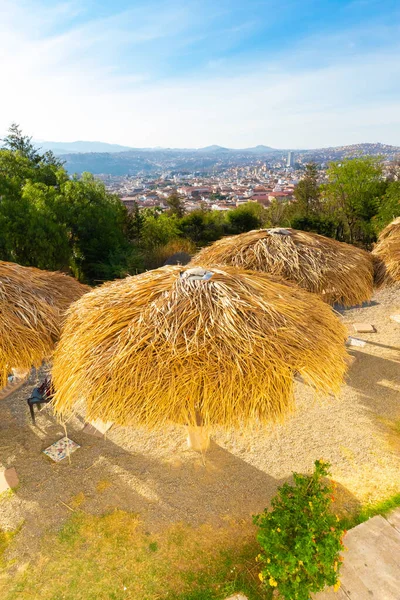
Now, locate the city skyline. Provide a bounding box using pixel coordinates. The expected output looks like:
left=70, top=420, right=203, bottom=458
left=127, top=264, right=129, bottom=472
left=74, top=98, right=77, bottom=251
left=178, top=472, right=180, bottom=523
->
left=1, top=0, right=400, bottom=148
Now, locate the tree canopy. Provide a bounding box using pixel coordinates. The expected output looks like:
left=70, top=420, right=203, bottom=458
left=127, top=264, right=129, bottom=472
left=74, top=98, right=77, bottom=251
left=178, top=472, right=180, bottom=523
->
left=0, top=125, right=131, bottom=282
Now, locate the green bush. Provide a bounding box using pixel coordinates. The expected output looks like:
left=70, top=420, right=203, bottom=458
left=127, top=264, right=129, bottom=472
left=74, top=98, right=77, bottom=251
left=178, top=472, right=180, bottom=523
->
left=254, top=460, right=345, bottom=600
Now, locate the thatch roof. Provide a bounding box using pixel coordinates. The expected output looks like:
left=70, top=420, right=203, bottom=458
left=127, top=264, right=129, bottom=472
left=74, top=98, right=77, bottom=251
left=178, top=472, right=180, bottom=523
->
left=190, top=228, right=375, bottom=307
left=372, top=217, right=400, bottom=286
left=0, top=261, right=89, bottom=386
left=52, top=265, right=348, bottom=429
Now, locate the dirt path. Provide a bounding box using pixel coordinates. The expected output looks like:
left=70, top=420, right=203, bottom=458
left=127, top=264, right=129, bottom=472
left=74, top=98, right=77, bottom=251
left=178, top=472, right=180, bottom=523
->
left=0, top=285, right=399, bottom=563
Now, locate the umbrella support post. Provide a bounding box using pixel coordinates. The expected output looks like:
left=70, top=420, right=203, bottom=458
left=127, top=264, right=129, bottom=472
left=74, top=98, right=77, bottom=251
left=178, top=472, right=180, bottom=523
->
left=186, top=425, right=210, bottom=452
left=186, top=410, right=210, bottom=452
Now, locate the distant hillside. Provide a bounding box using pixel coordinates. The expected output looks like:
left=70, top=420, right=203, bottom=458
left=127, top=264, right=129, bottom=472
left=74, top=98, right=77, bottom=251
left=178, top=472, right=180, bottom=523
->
left=35, top=140, right=134, bottom=154
left=60, top=152, right=156, bottom=176
left=55, top=142, right=400, bottom=175
left=301, top=142, right=400, bottom=158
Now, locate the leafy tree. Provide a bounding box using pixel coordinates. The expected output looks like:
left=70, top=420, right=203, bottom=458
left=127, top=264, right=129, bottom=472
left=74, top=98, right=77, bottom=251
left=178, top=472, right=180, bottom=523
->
left=2, top=123, right=40, bottom=163
left=2, top=123, right=63, bottom=185
left=166, top=192, right=185, bottom=218
left=324, top=157, right=386, bottom=244
left=226, top=203, right=263, bottom=234
left=60, top=173, right=130, bottom=282
left=294, top=163, right=321, bottom=216
left=140, top=211, right=181, bottom=251
left=17, top=182, right=70, bottom=269
left=0, top=158, right=70, bottom=270
left=264, top=199, right=292, bottom=228
left=126, top=201, right=144, bottom=244
left=290, top=215, right=338, bottom=239
left=374, top=181, right=400, bottom=230
left=179, top=209, right=225, bottom=245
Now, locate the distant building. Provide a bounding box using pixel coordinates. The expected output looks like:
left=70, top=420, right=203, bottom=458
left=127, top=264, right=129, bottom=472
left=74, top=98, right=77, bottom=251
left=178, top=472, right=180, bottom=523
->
left=287, top=151, right=295, bottom=168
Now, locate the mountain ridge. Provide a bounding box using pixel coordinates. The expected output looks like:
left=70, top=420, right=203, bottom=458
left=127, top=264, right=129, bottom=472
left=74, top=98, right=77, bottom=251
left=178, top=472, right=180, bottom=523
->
left=33, top=140, right=400, bottom=157
left=56, top=142, right=400, bottom=176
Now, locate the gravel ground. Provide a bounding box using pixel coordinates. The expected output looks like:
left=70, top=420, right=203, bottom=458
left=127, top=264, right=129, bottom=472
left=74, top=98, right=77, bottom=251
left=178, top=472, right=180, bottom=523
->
left=0, top=285, right=399, bottom=563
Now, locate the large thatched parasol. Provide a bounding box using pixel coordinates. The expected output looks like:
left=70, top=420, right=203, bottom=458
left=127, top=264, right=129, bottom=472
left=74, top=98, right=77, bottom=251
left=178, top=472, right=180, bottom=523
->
left=190, top=228, right=375, bottom=307
left=52, top=265, right=348, bottom=437
left=372, top=217, right=400, bottom=286
left=0, top=261, right=89, bottom=386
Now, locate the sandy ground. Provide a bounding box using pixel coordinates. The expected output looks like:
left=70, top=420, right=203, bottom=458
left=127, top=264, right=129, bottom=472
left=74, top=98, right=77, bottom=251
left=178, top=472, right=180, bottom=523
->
left=0, top=285, right=399, bottom=563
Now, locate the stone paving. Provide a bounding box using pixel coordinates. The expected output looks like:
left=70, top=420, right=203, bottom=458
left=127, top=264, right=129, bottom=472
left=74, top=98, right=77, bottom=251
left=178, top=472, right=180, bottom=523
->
left=316, top=508, right=400, bottom=600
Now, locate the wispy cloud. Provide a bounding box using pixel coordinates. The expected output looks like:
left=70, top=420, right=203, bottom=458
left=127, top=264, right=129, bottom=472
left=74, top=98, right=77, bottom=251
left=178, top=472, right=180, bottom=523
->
left=0, top=0, right=399, bottom=147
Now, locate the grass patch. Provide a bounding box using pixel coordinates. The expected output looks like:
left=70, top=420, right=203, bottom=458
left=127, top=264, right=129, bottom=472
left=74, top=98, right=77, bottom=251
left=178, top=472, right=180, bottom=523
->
left=0, top=529, right=17, bottom=570
left=1, top=492, right=399, bottom=600
left=96, top=479, right=112, bottom=493
left=339, top=492, right=400, bottom=530
left=0, top=510, right=263, bottom=600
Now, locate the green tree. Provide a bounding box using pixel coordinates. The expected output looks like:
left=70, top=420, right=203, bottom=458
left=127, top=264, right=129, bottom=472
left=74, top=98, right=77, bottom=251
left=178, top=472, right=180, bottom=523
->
left=126, top=201, right=144, bottom=244
left=294, top=163, right=321, bottom=216
left=226, top=203, right=263, bottom=234
left=264, top=199, right=292, bottom=228
left=60, top=173, right=130, bottom=281
left=140, top=211, right=182, bottom=251
left=0, top=150, right=70, bottom=269
left=166, top=192, right=186, bottom=218
left=2, top=123, right=63, bottom=185
left=18, top=182, right=70, bottom=269
left=2, top=123, right=40, bottom=163
left=374, top=181, right=400, bottom=230
left=179, top=209, right=225, bottom=245
left=324, top=157, right=386, bottom=244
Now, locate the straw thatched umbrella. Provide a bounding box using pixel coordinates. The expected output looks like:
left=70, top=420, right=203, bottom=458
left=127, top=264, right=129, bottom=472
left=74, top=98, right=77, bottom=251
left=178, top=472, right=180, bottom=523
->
left=372, top=217, right=400, bottom=286
left=0, top=261, right=89, bottom=387
left=52, top=266, right=348, bottom=447
left=190, top=228, right=375, bottom=307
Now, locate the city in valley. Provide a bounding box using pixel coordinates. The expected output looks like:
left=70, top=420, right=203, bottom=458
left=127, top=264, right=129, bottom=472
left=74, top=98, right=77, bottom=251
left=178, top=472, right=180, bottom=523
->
left=52, top=141, right=399, bottom=213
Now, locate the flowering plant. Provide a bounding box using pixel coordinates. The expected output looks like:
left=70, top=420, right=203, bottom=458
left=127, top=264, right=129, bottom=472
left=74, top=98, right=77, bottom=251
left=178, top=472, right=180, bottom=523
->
left=254, top=460, right=345, bottom=600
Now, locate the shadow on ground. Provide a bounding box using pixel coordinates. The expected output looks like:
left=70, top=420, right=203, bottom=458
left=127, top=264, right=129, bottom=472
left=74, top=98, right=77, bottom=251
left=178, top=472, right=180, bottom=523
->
left=0, top=368, right=363, bottom=566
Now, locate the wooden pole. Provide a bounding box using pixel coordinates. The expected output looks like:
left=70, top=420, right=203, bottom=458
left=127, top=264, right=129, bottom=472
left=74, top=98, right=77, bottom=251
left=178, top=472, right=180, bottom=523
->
left=186, top=410, right=210, bottom=452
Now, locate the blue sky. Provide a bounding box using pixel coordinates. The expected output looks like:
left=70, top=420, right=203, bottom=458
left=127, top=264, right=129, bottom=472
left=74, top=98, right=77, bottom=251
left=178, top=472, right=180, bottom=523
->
left=0, top=0, right=399, bottom=147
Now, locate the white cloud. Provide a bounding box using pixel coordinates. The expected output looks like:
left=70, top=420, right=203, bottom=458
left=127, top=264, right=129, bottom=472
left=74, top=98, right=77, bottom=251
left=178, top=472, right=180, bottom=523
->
left=0, top=0, right=399, bottom=147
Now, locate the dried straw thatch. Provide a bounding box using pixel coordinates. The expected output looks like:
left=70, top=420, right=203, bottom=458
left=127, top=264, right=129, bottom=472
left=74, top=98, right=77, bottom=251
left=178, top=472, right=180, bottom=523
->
left=0, top=261, right=89, bottom=386
left=52, top=265, right=348, bottom=430
left=372, top=218, right=400, bottom=286
left=190, top=228, right=375, bottom=307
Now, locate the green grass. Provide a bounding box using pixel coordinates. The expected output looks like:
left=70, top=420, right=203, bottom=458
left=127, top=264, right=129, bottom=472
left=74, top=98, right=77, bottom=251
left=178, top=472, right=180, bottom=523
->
left=0, top=529, right=17, bottom=570
left=0, top=510, right=264, bottom=600
left=1, top=492, right=400, bottom=600
left=339, top=492, right=400, bottom=531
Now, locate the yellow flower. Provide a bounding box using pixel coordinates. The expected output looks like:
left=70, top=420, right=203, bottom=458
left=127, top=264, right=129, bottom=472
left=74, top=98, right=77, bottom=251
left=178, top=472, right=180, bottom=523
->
left=336, top=515, right=340, bottom=522
left=258, top=573, right=264, bottom=582
left=269, top=577, right=278, bottom=587
left=298, top=560, right=303, bottom=566
left=334, top=581, right=341, bottom=592
left=267, top=558, right=271, bottom=563
left=277, top=528, right=281, bottom=532
left=309, top=501, right=313, bottom=508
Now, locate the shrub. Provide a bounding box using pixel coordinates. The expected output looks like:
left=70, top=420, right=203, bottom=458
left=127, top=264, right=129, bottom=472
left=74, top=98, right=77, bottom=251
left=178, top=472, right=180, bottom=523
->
left=254, top=460, right=345, bottom=600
